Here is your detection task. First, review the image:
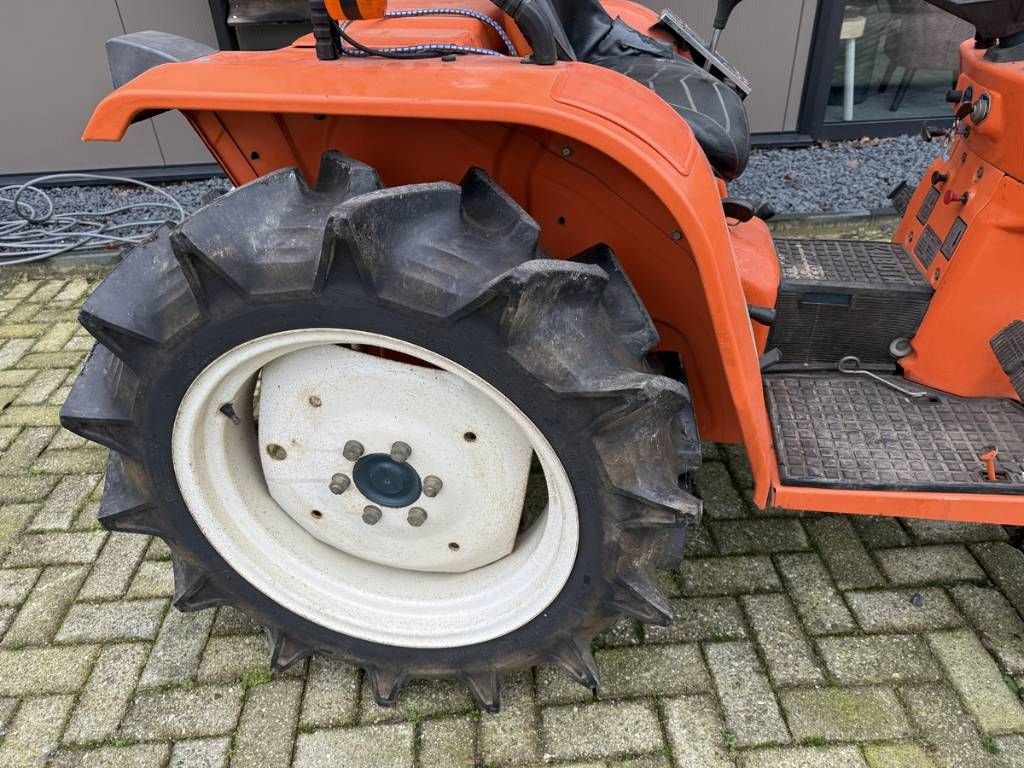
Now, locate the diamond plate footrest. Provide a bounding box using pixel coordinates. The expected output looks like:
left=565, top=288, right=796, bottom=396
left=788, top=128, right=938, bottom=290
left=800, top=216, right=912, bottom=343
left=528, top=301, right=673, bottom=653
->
left=765, top=373, right=1024, bottom=493
left=992, top=321, right=1024, bottom=400
left=767, top=239, right=932, bottom=369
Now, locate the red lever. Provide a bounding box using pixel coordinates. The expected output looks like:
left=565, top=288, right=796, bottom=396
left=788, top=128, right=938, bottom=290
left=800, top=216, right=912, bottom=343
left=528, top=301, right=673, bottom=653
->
left=943, top=190, right=969, bottom=205
left=980, top=447, right=1000, bottom=482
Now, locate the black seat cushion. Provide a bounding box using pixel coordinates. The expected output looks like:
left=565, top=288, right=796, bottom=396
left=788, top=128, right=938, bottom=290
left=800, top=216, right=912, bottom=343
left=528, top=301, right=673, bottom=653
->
left=549, top=0, right=751, bottom=180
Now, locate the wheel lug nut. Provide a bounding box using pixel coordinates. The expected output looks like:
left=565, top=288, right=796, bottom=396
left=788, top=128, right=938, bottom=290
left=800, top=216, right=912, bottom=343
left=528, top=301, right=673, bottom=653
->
left=390, top=441, right=412, bottom=463
left=329, top=474, right=351, bottom=495
left=362, top=506, right=382, bottom=525
left=343, top=440, right=364, bottom=461
left=266, top=444, right=287, bottom=461
left=407, top=507, right=428, bottom=527
left=308, top=395, right=322, bottom=408
left=422, top=476, right=443, bottom=498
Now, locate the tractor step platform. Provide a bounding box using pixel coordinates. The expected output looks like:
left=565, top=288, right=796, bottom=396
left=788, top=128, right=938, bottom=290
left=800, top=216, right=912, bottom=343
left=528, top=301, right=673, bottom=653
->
left=767, top=239, right=933, bottom=369
left=765, top=373, right=1024, bottom=494
left=992, top=321, right=1024, bottom=400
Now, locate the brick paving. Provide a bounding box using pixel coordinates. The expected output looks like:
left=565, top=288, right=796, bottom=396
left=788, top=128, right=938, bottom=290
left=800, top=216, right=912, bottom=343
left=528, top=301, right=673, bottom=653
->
left=0, top=266, right=1022, bottom=768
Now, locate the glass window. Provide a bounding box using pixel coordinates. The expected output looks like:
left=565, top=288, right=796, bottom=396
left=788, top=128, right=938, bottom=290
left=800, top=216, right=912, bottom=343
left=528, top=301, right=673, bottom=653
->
left=826, top=0, right=974, bottom=124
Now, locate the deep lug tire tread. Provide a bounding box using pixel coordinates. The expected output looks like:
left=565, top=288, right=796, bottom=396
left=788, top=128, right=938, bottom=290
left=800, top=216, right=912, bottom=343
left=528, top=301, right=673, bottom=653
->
left=61, top=153, right=701, bottom=712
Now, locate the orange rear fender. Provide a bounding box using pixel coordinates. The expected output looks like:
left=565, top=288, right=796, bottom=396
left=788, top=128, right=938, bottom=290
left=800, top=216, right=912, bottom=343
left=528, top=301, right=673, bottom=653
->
left=84, top=47, right=778, bottom=506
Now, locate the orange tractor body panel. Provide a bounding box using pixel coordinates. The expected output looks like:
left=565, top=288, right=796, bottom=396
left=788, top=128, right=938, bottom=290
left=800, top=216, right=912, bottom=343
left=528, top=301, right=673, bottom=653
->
left=81, top=2, right=1024, bottom=525
left=895, top=43, right=1024, bottom=402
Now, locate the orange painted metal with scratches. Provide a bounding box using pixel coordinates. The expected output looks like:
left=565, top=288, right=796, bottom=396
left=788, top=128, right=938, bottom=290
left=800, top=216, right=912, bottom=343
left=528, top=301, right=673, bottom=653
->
left=81, top=2, right=1024, bottom=524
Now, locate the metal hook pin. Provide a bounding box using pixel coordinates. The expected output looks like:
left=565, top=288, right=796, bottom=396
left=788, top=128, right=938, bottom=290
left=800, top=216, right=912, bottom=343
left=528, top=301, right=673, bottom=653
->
left=838, top=356, right=929, bottom=399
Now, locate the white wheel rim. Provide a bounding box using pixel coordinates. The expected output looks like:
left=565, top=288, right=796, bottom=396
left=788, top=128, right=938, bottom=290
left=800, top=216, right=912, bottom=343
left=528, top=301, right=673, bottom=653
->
left=172, top=329, right=580, bottom=648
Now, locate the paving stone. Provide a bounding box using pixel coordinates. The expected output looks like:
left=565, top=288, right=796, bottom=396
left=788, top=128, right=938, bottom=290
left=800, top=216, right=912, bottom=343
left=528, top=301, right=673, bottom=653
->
left=169, top=738, right=231, bottom=768
left=28, top=474, right=100, bottom=531
left=541, top=701, right=664, bottom=762
left=705, top=641, right=790, bottom=748
left=198, top=634, right=270, bottom=684
left=655, top=570, right=682, bottom=599
left=950, top=584, right=1024, bottom=675
left=54, top=278, right=91, bottom=304
left=57, top=598, right=166, bottom=643
left=862, top=743, right=937, bottom=768
left=0, top=694, right=74, bottom=768
left=903, top=519, right=1008, bottom=545
left=644, top=596, right=747, bottom=644
left=781, top=687, right=910, bottom=742
left=360, top=678, right=473, bottom=724
left=972, top=543, right=1024, bottom=619
left=927, top=629, right=1024, bottom=735
left=775, top=553, right=856, bottom=635
left=599, top=616, right=643, bottom=648
left=875, top=545, right=986, bottom=585
left=993, top=735, right=1024, bottom=766
left=816, top=634, right=941, bottom=685
left=722, top=444, right=754, bottom=490
left=15, top=369, right=71, bottom=407
left=903, top=684, right=1002, bottom=768
left=51, top=744, right=169, bottom=768
left=4, top=531, right=106, bottom=567
left=63, top=643, right=148, bottom=744
left=0, top=695, right=15, bottom=729
left=694, top=462, right=749, bottom=519
left=0, top=606, right=14, bottom=639
left=32, top=323, right=78, bottom=352
left=293, top=723, right=414, bottom=768
left=140, top=608, right=216, bottom=688
left=683, top=556, right=781, bottom=596
left=0, top=505, right=35, bottom=561
left=0, top=338, right=36, bottom=369
left=299, top=656, right=360, bottom=728
left=597, top=644, right=710, bottom=698
left=1, top=564, right=88, bottom=646
left=144, top=537, right=172, bottom=561
left=0, top=404, right=63, bottom=427
left=231, top=678, right=302, bottom=768
left=420, top=715, right=475, bottom=768
left=661, top=695, right=734, bottom=768
left=609, top=755, right=672, bottom=768
left=536, top=664, right=594, bottom=706
left=126, top=560, right=174, bottom=598
left=211, top=606, right=261, bottom=636
left=846, top=589, right=963, bottom=633
left=0, top=427, right=57, bottom=475
left=0, top=645, right=99, bottom=696
left=0, top=323, right=47, bottom=340
left=0, top=474, right=60, bottom=504
left=33, top=447, right=107, bottom=475
left=805, top=516, right=885, bottom=589
left=0, top=566, right=39, bottom=605
left=480, top=673, right=539, bottom=765
left=710, top=518, right=809, bottom=555
left=121, top=685, right=244, bottom=740
left=742, top=593, right=824, bottom=687
left=76, top=532, right=150, bottom=606
left=739, top=746, right=868, bottom=768
left=18, top=353, right=86, bottom=371
left=684, top=520, right=717, bottom=557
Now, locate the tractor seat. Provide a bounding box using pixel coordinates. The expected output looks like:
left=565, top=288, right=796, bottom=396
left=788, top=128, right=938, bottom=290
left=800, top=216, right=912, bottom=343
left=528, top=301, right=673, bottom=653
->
left=549, top=0, right=751, bottom=180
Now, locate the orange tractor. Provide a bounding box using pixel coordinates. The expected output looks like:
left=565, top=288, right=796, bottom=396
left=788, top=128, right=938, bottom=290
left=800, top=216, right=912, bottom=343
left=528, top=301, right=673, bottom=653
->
left=62, top=0, right=1024, bottom=710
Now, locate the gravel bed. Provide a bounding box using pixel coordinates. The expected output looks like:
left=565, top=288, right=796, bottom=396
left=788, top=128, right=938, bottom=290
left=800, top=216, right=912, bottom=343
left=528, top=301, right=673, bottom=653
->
left=731, top=135, right=944, bottom=215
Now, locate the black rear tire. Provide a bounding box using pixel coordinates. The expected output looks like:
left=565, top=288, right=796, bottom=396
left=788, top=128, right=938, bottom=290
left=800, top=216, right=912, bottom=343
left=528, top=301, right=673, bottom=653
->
left=60, top=152, right=701, bottom=712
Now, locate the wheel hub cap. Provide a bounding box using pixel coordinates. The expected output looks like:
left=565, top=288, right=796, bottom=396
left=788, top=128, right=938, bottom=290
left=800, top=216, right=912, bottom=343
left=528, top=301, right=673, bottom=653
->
left=353, top=453, right=422, bottom=508
left=257, top=345, right=534, bottom=573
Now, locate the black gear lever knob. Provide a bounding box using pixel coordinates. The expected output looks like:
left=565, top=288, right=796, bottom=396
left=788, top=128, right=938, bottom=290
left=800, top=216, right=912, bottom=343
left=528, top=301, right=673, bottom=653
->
left=714, top=0, right=746, bottom=30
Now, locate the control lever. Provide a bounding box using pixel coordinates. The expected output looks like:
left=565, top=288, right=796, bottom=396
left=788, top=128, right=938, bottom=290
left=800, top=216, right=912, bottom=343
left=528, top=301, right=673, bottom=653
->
left=711, top=0, right=745, bottom=52
left=920, top=124, right=948, bottom=143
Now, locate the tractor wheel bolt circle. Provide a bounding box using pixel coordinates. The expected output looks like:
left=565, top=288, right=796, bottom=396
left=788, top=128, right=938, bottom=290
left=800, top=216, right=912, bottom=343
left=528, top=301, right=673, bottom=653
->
left=343, top=440, right=365, bottom=461
left=422, top=476, right=443, bottom=498
left=362, top=506, right=383, bottom=525
left=329, top=473, right=351, bottom=495
left=407, top=507, right=428, bottom=527
left=390, top=441, right=412, bottom=463
left=267, top=444, right=287, bottom=461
